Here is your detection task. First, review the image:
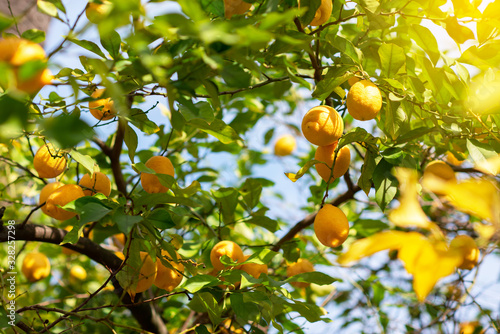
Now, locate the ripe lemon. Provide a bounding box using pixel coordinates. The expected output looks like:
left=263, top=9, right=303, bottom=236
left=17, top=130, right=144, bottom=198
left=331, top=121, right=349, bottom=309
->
left=223, top=0, right=252, bottom=19
left=39, top=181, right=64, bottom=215
left=22, top=252, right=51, bottom=282
left=69, top=265, right=87, bottom=284
left=301, top=105, right=344, bottom=146
left=274, top=134, right=296, bottom=156
left=210, top=240, right=244, bottom=271
left=0, top=37, right=46, bottom=65
left=314, top=143, right=351, bottom=183
left=240, top=255, right=268, bottom=279
left=446, top=152, right=464, bottom=166
left=16, top=68, right=53, bottom=94
left=44, top=184, right=85, bottom=221
left=33, top=143, right=67, bottom=179
left=154, top=250, right=185, bottom=291
left=286, top=258, right=314, bottom=288
left=79, top=171, right=112, bottom=197
left=348, top=76, right=361, bottom=86
left=314, top=204, right=349, bottom=248
left=299, top=0, right=332, bottom=26
left=450, top=235, right=479, bottom=270
left=89, top=88, right=116, bottom=121
left=346, top=80, right=383, bottom=121
left=421, top=160, right=456, bottom=195
left=131, top=252, right=157, bottom=295
left=458, top=321, right=484, bottom=334
left=112, top=233, right=126, bottom=249
left=86, top=0, right=113, bottom=23
left=140, top=156, right=175, bottom=193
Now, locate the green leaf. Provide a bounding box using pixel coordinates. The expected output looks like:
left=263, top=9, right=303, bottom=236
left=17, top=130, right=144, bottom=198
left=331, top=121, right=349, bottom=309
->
left=68, top=38, right=106, bottom=58
left=71, top=197, right=113, bottom=224
left=444, top=16, right=475, bottom=45
left=21, top=29, right=46, bottom=43
left=124, top=124, right=138, bottom=163
left=197, top=292, right=221, bottom=326
left=211, top=187, right=238, bottom=224
left=359, top=149, right=377, bottom=195
left=182, top=275, right=220, bottom=293
left=284, top=300, right=328, bottom=323
left=70, top=150, right=96, bottom=174
left=230, top=293, right=261, bottom=322
left=286, top=271, right=337, bottom=286
left=478, top=2, right=500, bottom=44
left=334, top=36, right=362, bottom=63
left=100, top=30, right=121, bottom=59
left=42, top=113, right=95, bottom=148
left=178, top=100, right=215, bottom=123
left=239, top=178, right=263, bottom=211
left=466, top=139, right=498, bottom=166
left=372, top=158, right=397, bottom=211
left=357, top=0, right=380, bottom=13
left=188, top=119, right=242, bottom=144
left=128, top=109, right=160, bottom=135
left=221, top=63, right=251, bottom=88
left=299, top=0, right=321, bottom=26
left=409, top=24, right=440, bottom=65
left=352, top=219, right=389, bottom=237
left=378, top=43, right=406, bottom=78
left=246, top=215, right=279, bottom=232
left=0, top=12, right=13, bottom=32
left=312, top=65, right=356, bottom=100
left=37, top=0, right=59, bottom=17
left=338, top=127, right=378, bottom=153
left=285, top=159, right=318, bottom=182
left=133, top=192, right=202, bottom=208
left=113, top=209, right=143, bottom=234
left=147, top=208, right=175, bottom=230
left=395, top=126, right=438, bottom=144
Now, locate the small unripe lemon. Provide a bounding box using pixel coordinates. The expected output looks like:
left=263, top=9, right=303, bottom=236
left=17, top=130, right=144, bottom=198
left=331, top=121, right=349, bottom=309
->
left=210, top=240, right=244, bottom=271
left=140, top=156, right=175, bottom=193
left=450, top=235, right=479, bottom=270
left=69, top=265, right=87, bottom=284
left=240, top=255, right=268, bottom=279
left=39, top=182, right=64, bottom=215
left=314, top=204, right=349, bottom=248
left=22, top=252, right=51, bottom=282
left=274, top=134, right=296, bottom=156
left=301, top=106, right=344, bottom=146
left=79, top=171, right=112, bottom=197
left=44, top=184, right=85, bottom=221
left=314, top=143, right=351, bottom=183
left=33, top=143, right=67, bottom=179
left=346, top=80, right=382, bottom=121
left=286, top=259, right=314, bottom=288
left=154, top=250, right=185, bottom=291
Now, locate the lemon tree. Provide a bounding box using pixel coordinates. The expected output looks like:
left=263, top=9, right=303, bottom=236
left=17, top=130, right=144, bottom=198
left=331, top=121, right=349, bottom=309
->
left=1, top=0, right=500, bottom=333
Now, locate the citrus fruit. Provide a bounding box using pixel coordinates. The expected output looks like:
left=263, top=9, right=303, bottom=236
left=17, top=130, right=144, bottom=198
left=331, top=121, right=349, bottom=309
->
left=16, top=68, right=53, bottom=94
left=0, top=37, right=46, bottom=65
left=140, top=156, right=175, bottom=193
left=154, top=250, right=185, bottom=291
left=240, top=255, right=268, bottom=279
left=79, top=171, right=112, bottom=197
left=314, top=204, right=350, bottom=248
left=458, top=321, right=484, bottom=334
left=286, top=258, right=314, bottom=288
left=314, top=143, right=351, bottom=183
left=39, top=181, right=64, bottom=215
left=274, top=134, right=296, bottom=156
left=446, top=152, right=464, bottom=166
left=112, top=233, right=126, bottom=249
left=22, top=252, right=51, bottom=282
left=346, top=80, right=383, bottom=121
left=33, top=143, right=67, bottom=179
left=210, top=240, right=244, bottom=271
left=44, top=184, right=85, bottom=221
left=89, top=88, right=116, bottom=121
left=299, top=0, right=332, bottom=26
left=223, top=0, right=252, bottom=19
left=131, top=252, right=157, bottom=295
left=86, top=0, right=113, bottom=23
left=301, top=105, right=344, bottom=146
left=69, top=265, right=87, bottom=283
left=450, top=235, right=479, bottom=270
left=421, top=160, right=456, bottom=195
left=348, top=75, right=360, bottom=86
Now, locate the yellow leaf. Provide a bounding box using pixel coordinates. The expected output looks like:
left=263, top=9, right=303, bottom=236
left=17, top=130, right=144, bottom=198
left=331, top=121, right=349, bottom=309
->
left=473, top=222, right=497, bottom=241
left=475, top=154, right=500, bottom=175
left=337, top=231, right=415, bottom=266
left=389, top=168, right=437, bottom=230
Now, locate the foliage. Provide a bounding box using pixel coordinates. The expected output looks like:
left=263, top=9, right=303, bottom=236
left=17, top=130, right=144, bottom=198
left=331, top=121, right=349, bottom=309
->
left=1, top=0, right=500, bottom=333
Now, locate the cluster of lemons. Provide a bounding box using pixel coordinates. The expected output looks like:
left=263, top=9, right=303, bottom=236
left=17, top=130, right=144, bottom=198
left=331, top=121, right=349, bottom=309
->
left=0, top=37, right=53, bottom=94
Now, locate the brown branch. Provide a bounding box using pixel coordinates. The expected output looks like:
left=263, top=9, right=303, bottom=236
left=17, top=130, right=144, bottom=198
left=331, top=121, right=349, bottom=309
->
left=272, top=176, right=361, bottom=252
left=0, top=223, right=167, bottom=334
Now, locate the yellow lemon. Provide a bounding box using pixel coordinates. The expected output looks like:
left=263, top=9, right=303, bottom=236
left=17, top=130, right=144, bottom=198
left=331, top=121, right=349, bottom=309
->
left=44, top=184, right=85, bottom=221
left=86, top=0, right=113, bottom=23
left=446, top=152, right=464, bottom=166
left=79, top=171, right=112, bottom=197
left=458, top=321, right=484, bottom=334
left=39, top=181, right=64, bottom=215
left=16, top=68, right=53, bottom=94
left=286, top=258, right=314, bottom=288
left=314, top=143, right=351, bottom=183
left=450, top=235, right=479, bottom=270
left=154, top=250, right=185, bottom=291
left=22, top=252, right=51, bottom=282
left=0, top=37, right=46, bottom=65
left=314, top=204, right=349, bottom=248
left=274, top=134, right=296, bottom=156
left=300, top=0, right=332, bottom=26
left=69, top=265, right=87, bottom=283
left=421, top=160, right=456, bottom=195
left=223, top=0, right=252, bottom=19
left=132, top=252, right=157, bottom=295
left=346, top=80, right=383, bottom=121
left=301, top=105, right=344, bottom=146
left=33, top=143, right=67, bottom=179
left=140, top=156, right=175, bottom=193
left=240, top=255, right=268, bottom=279
left=210, top=240, right=244, bottom=272
left=89, top=88, right=116, bottom=121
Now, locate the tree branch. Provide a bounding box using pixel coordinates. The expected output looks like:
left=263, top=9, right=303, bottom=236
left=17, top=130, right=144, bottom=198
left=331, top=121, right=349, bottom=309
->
left=0, top=223, right=167, bottom=334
